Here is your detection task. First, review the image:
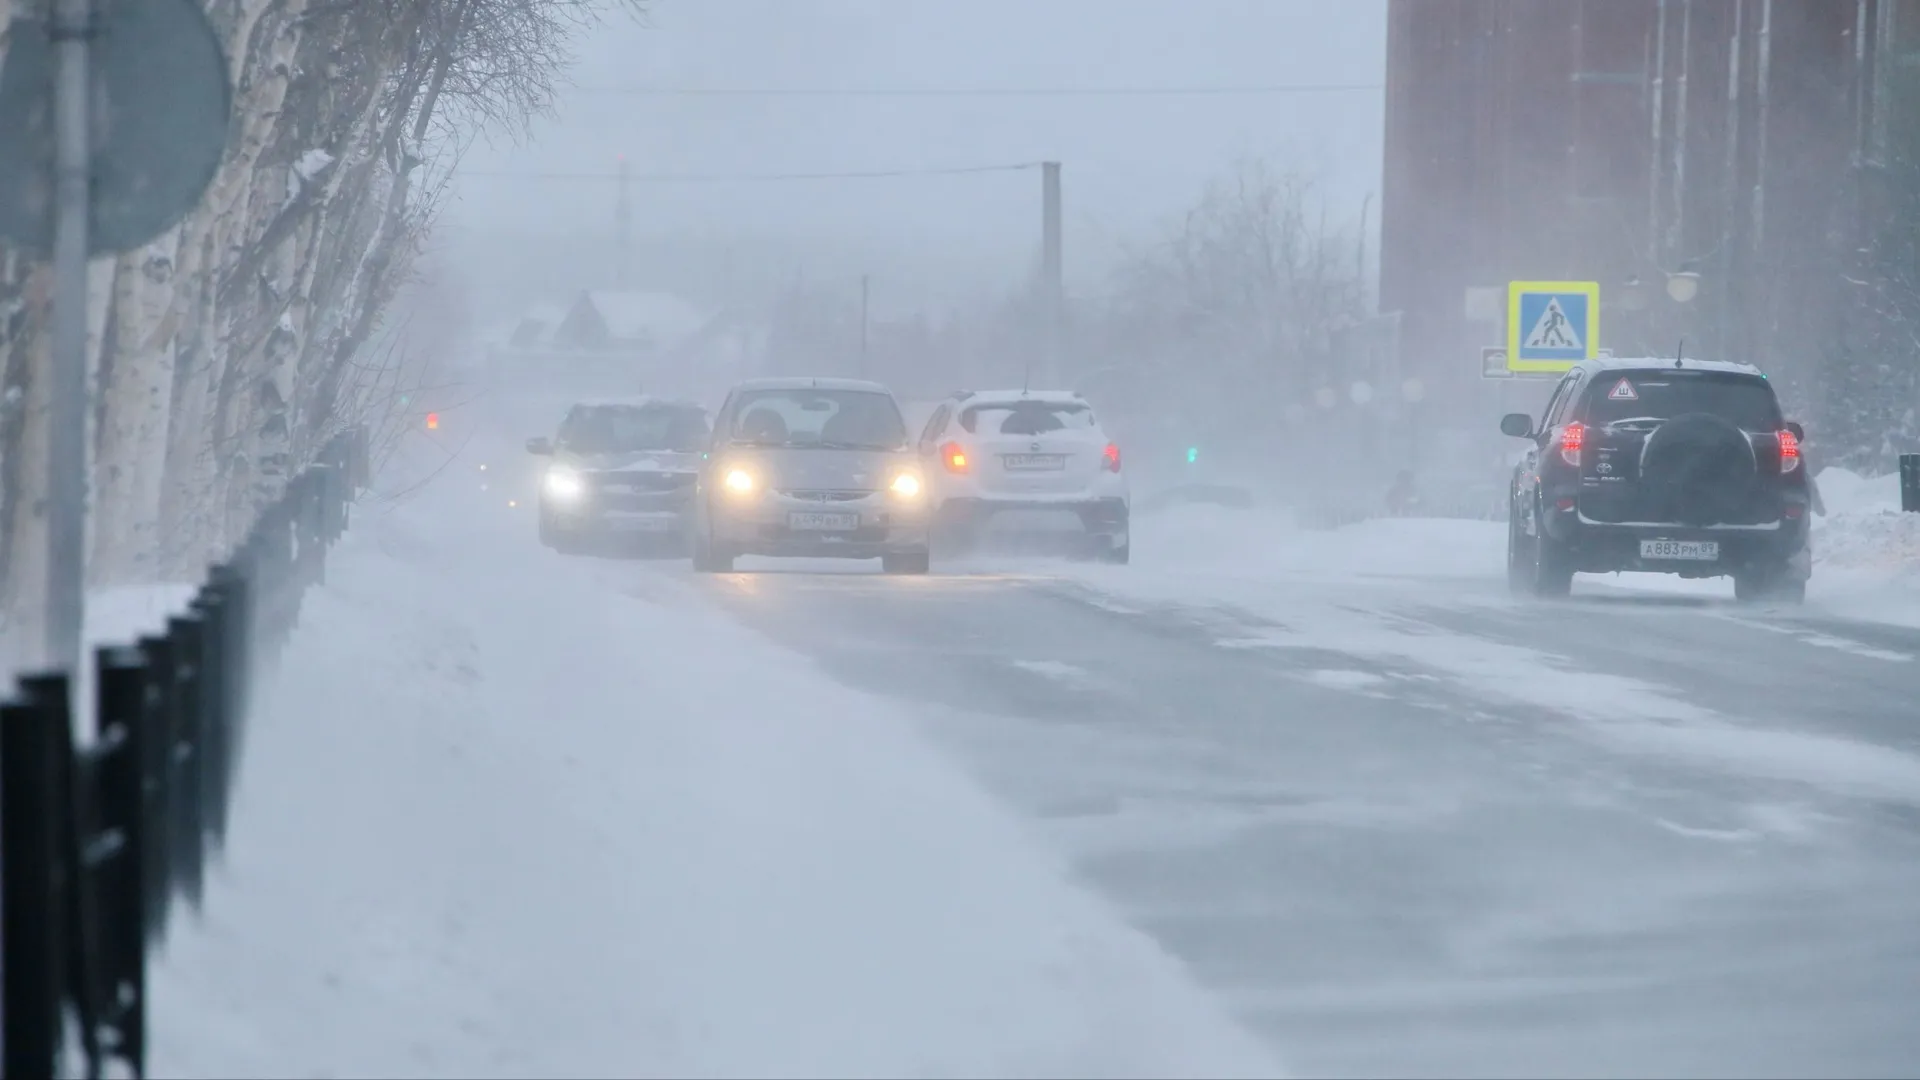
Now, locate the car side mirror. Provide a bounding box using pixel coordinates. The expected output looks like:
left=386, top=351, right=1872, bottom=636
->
left=1500, top=413, right=1535, bottom=439
left=1785, top=421, right=1805, bottom=441
left=525, top=436, right=553, bottom=456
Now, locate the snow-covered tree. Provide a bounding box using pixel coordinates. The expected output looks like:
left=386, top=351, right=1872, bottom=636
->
left=0, top=0, right=638, bottom=663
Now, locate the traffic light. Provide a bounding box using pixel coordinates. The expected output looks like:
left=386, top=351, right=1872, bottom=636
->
left=426, top=412, right=439, bottom=430
left=1186, top=446, right=1199, bottom=464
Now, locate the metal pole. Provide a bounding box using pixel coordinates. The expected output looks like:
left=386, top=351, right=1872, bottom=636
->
left=858, top=273, right=869, bottom=379
left=1040, top=161, right=1062, bottom=388
left=46, top=0, right=94, bottom=672
left=614, top=155, right=631, bottom=288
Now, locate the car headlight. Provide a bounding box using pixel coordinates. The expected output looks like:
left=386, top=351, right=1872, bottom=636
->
left=722, top=467, right=757, bottom=495
left=889, top=472, right=923, bottom=498
left=544, top=468, right=586, bottom=499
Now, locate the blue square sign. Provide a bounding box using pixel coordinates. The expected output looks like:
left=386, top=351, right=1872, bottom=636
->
left=1506, top=280, right=1600, bottom=373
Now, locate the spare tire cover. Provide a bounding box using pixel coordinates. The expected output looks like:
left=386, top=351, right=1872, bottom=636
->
left=1638, top=412, right=1758, bottom=526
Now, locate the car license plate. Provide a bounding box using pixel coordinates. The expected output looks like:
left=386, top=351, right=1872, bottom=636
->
left=788, top=511, right=859, bottom=531
left=1641, top=539, right=1719, bottom=561
left=624, top=517, right=678, bottom=532
left=1002, top=454, right=1067, bottom=471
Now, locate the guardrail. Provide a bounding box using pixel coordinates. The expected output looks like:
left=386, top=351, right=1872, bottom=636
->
left=1, top=424, right=370, bottom=1080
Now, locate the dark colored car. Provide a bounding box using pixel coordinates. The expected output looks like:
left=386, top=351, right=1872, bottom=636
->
left=526, top=397, right=710, bottom=554
left=1501, top=357, right=1812, bottom=602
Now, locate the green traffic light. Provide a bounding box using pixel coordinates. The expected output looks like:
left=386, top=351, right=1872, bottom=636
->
left=1186, top=447, right=1199, bottom=464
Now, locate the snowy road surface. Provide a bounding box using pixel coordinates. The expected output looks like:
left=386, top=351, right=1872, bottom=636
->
left=702, top=556, right=1920, bottom=1079
left=148, top=433, right=1920, bottom=1078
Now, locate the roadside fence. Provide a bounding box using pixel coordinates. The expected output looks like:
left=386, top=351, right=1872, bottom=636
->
left=1, top=424, right=370, bottom=1080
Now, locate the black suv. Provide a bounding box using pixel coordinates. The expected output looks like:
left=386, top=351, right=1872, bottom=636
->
left=1501, top=358, right=1812, bottom=602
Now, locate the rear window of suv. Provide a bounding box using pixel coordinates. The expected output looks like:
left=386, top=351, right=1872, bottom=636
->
left=1582, top=370, right=1784, bottom=432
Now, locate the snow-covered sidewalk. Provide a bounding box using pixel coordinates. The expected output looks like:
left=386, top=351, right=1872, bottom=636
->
left=146, top=445, right=1280, bottom=1079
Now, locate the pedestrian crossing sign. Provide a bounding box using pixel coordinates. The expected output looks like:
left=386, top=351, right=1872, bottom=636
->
left=1506, top=280, right=1600, bottom=373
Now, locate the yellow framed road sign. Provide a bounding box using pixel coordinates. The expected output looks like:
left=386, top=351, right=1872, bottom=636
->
left=1506, top=280, right=1600, bottom=374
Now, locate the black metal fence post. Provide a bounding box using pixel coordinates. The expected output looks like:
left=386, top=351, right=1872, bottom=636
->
left=1900, top=453, right=1919, bottom=513
left=93, top=646, right=151, bottom=1076
left=2, top=676, right=72, bottom=1080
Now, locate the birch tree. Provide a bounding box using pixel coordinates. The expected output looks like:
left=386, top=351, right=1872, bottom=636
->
left=1, top=0, right=643, bottom=660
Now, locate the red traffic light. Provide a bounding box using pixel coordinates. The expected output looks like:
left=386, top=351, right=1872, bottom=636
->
left=426, top=412, right=439, bottom=430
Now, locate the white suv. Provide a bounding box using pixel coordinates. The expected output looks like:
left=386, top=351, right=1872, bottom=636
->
left=916, top=389, right=1130, bottom=564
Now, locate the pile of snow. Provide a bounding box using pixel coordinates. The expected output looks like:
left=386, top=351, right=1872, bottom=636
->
left=1813, top=467, right=1920, bottom=573
left=148, top=437, right=1281, bottom=1079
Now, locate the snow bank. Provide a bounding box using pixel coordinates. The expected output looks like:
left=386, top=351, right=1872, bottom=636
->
left=1806, top=467, right=1920, bottom=626
left=148, top=440, right=1280, bottom=1079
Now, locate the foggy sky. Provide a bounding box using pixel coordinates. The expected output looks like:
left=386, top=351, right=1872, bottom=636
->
left=440, top=0, right=1386, bottom=309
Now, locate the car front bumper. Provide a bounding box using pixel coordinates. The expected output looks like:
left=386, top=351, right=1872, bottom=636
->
left=709, top=491, right=930, bottom=558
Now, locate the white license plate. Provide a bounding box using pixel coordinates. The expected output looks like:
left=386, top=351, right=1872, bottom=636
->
left=1640, top=539, right=1719, bottom=561
left=788, top=511, right=860, bottom=531
left=1002, top=454, right=1067, bottom=471
left=622, top=517, right=678, bottom=532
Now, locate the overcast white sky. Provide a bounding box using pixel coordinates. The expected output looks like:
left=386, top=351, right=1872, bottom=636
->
left=440, top=0, right=1386, bottom=307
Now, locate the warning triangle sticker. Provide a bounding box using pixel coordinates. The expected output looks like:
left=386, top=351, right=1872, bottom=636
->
left=1608, top=378, right=1638, bottom=401
left=1523, top=297, right=1584, bottom=351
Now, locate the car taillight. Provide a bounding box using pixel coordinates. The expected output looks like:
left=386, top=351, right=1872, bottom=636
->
left=1102, top=442, right=1121, bottom=472
left=941, top=441, right=969, bottom=473
left=1559, top=421, right=1585, bottom=467
left=1777, top=428, right=1801, bottom=473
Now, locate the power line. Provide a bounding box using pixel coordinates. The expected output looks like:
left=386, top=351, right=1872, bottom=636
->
left=457, top=162, right=1047, bottom=183
left=566, top=83, right=1383, bottom=99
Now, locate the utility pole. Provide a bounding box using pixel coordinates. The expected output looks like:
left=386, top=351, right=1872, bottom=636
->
left=1039, top=160, right=1063, bottom=388
left=614, top=154, right=631, bottom=288
left=858, top=274, right=870, bottom=380
left=45, top=0, right=93, bottom=671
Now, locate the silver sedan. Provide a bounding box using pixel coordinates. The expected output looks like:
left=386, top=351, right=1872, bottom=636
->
left=691, top=378, right=932, bottom=574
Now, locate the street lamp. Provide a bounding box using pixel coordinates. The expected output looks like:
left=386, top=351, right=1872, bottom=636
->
left=1665, top=270, right=1701, bottom=304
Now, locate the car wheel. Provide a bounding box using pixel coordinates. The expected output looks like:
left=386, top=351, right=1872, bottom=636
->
left=1505, top=499, right=1530, bottom=595
left=1529, top=507, right=1574, bottom=599
left=691, top=521, right=734, bottom=573
left=882, top=551, right=931, bottom=575
left=1734, top=566, right=1805, bottom=604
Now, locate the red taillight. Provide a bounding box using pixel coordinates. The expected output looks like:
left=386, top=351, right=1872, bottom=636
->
left=941, top=441, right=969, bottom=473
left=1783, top=503, right=1805, bottom=520
left=1777, top=429, right=1801, bottom=473
left=1559, top=421, right=1585, bottom=467
left=1102, top=442, right=1121, bottom=472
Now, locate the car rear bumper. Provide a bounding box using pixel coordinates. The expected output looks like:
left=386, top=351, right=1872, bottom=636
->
left=940, top=495, right=1129, bottom=530
left=1545, top=512, right=1810, bottom=577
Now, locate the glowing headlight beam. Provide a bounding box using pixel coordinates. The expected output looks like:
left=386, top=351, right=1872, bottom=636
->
left=723, top=468, right=756, bottom=495
left=544, top=469, right=586, bottom=499
left=889, top=472, right=922, bottom=498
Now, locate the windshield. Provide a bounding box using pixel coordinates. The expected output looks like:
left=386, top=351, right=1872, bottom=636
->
left=558, top=403, right=709, bottom=454
left=959, top=400, right=1096, bottom=436
left=729, top=389, right=908, bottom=450
left=1583, top=371, right=1784, bottom=431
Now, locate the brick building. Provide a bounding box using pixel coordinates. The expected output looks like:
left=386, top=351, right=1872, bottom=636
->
left=1380, top=0, right=1919, bottom=452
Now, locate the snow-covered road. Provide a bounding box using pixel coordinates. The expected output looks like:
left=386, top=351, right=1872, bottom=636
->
left=148, top=426, right=1920, bottom=1078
